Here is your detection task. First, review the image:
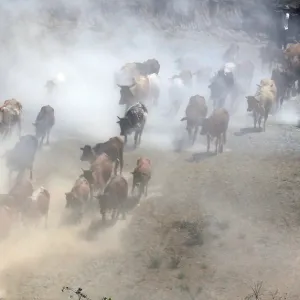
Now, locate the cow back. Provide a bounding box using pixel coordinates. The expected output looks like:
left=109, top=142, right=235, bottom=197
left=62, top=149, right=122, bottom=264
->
left=72, top=177, right=90, bottom=198
left=208, top=108, right=229, bottom=137
left=186, top=96, right=207, bottom=121
left=125, top=103, right=147, bottom=129
left=130, top=76, right=150, bottom=100
left=104, top=175, right=128, bottom=199
left=91, top=153, right=113, bottom=184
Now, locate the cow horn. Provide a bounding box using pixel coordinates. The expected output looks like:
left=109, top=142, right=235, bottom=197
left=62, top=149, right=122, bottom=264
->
left=32, top=122, right=36, bottom=126
left=256, top=84, right=261, bottom=88
left=117, top=116, right=121, bottom=120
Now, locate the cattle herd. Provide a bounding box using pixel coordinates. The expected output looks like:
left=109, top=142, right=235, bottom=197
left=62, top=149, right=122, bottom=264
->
left=0, top=40, right=299, bottom=237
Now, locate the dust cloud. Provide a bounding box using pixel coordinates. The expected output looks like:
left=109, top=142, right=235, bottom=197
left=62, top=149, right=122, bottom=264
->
left=1, top=0, right=300, bottom=300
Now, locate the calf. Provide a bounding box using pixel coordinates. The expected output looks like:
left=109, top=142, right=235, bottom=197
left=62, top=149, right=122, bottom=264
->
left=117, top=102, right=148, bottom=147
left=80, top=136, right=124, bottom=175
left=33, top=105, right=55, bottom=147
left=246, top=86, right=275, bottom=132
left=81, top=153, right=113, bottom=196
left=23, top=187, right=50, bottom=228
left=181, top=95, right=208, bottom=145
left=200, top=108, right=230, bottom=154
left=97, top=175, right=128, bottom=221
left=5, top=134, right=38, bottom=182
left=65, top=177, right=91, bottom=220
left=131, top=157, right=151, bottom=198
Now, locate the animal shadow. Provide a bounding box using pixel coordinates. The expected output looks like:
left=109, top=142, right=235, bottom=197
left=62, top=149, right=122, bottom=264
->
left=234, top=127, right=262, bottom=136
left=187, top=151, right=216, bottom=163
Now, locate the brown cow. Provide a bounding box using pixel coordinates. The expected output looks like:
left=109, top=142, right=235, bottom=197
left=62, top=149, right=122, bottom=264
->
left=246, top=85, right=276, bottom=132
left=181, top=95, right=208, bottom=145
left=33, top=105, right=55, bottom=147
left=80, top=136, right=124, bottom=175
left=0, top=98, right=22, bottom=139
left=97, top=175, right=128, bottom=221
left=23, top=187, right=50, bottom=228
left=200, top=108, right=230, bottom=154
left=131, top=157, right=151, bottom=198
left=81, top=153, right=113, bottom=196
left=65, top=177, right=91, bottom=220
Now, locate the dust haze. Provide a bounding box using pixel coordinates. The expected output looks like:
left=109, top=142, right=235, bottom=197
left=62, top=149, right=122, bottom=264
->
left=1, top=0, right=300, bottom=300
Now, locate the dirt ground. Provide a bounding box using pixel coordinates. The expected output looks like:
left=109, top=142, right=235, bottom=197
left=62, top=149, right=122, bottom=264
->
left=1, top=105, right=300, bottom=300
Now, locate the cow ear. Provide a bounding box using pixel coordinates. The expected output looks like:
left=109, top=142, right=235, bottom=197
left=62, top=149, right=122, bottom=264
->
left=32, top=122, right=36, bottom=126
left=80, top=147, right=84, bottom=150
left=131, top=171, right=134, bottom=174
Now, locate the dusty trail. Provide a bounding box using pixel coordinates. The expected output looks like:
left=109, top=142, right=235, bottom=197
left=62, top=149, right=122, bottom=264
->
left=1, top=107, right=300, bottom=300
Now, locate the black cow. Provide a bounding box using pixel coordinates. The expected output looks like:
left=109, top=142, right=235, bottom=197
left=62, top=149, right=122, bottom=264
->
left=116, top=102, right=148, bottom=147
left=33, top=105, right=55, bottom=147
left=5, top=134, right=38, bottom=183
left=209, top=70, right=234, bottom=109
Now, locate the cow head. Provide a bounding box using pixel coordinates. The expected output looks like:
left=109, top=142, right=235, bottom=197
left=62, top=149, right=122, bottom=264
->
left=80, top=145, right=94, bottom=162
left=80, top=169, right=94, bottom=185
left=144, top=58, right=160, bottom=75
left=117, top=81, right=136, bottom=104
left=246, top=96, right=258, bottom=112
left=65, top=192, right=82, bottom=209
left=200, top=118, right=210, bottom=135
left=117, top=116, right=131, bottom=136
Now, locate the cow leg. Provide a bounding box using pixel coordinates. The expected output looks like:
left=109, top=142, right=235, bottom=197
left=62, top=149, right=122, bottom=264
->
left=131, top=179, right=136, bottom=195
left=114, top=160, right=119, bottom=176
left=215, top=137, right=219, bottom=154
left=187, top=127, right=192, bottom=144
left=253, top=112, right=257, bottom=129
left=145, top=182, right=148, bottom=197
left=134, top=131, right=139, bottom=148
left=206, top=135, right=210, bottom=152
left=124, top=134, right=128, bottom=145
left=219, top=136, right=224, bottom=153
left=258, top=115, right=262, bottom=130
left=46, top=129, right=51, bottom=145
left=263, top=111, right=269, bottom=132
left=119, top=151, right=124, bottom=175
left=192, top=126, right=199, bottom=145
